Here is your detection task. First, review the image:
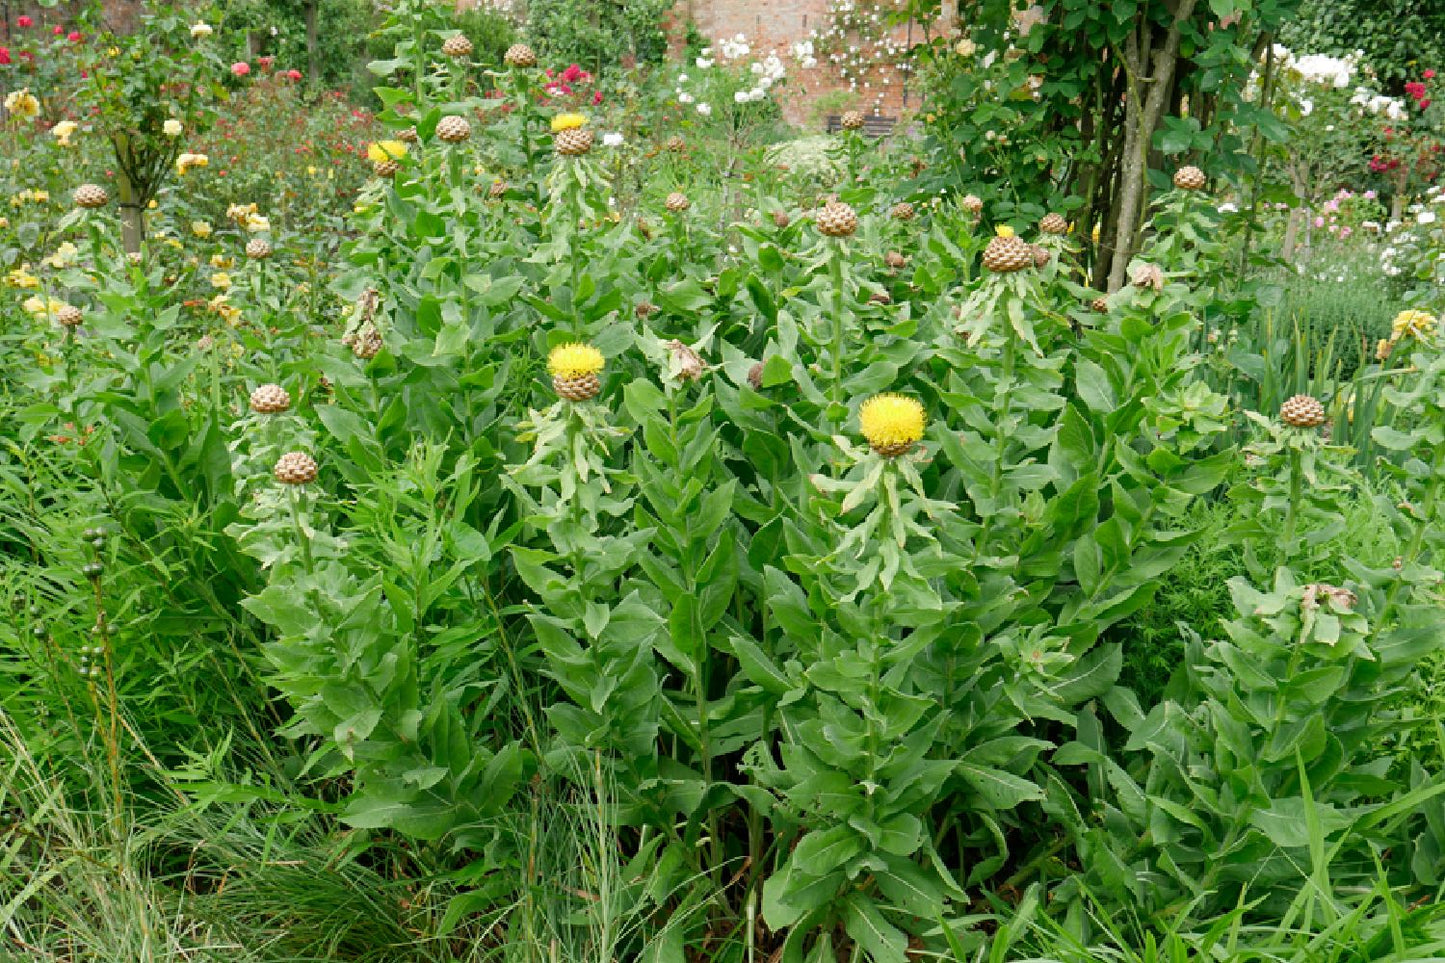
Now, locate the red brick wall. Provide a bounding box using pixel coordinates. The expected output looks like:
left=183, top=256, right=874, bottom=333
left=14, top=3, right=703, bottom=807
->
left=675, top=0, right=929, bottom=127
left=456, top=0, right=930, bottom=128
left=3, top=0, right=141, bottom=39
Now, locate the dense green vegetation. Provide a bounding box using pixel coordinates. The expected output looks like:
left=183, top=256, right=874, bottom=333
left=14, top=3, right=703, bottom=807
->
left=2, top=1, right=1445, bottom=960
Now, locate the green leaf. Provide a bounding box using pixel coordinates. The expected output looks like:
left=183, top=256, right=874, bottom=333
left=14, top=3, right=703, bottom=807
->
left=843, top=893, right=908, bottom=963
left=1249, top=796, right=1350, bottom=848
left=957, top=762, right=1044, bottom=809
left=792, top=826, right=864, bottom=877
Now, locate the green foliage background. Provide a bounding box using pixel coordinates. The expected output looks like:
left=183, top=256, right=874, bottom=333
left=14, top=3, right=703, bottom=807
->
left=1278, top=0, right=1445, bottom=86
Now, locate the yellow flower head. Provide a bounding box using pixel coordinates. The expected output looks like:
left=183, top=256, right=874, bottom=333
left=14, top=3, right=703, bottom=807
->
left=176, top=152, right=209, bottom=175
left=858, top=393, right=926, bottom=456
left=547, top=342, right=605, bottom=379
left=50, top=120, right=78, bottom=147
left=22, top=296, right=66, bottom=321
left=1091, top=223, right=1101, bottom=244
left=4, top=89, right=40, bottom=120
left=1391, top=309, right=1437, bottom=342
left=5, top=264, right=40, bottom=289
left=550, top=113, right=587, bottom=132
left=210, top=254, right=233, bottom=269
left=210, top=272, right=232, bottom=290
left=208, top=294, right=241, bottom=324
left=42, top=242, right=79, bottom=269
left=191, top=221, right=213, bottom=238
left=366, top=140, right=408, bottom=164
left=995, top=224, right=1015, bottom=238
left=245, top=213, right=270, bottom=233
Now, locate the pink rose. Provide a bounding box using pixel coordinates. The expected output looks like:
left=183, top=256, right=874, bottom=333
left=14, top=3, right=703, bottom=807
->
left=1312, top=216, right=1325, bottom=228
left=231, top=62, right=250, bottom=77
left=286, top=69, right=301, bottom=81
left=67, top=31, right=81, bottom=43
left=52, top=25, right=62, bottom=35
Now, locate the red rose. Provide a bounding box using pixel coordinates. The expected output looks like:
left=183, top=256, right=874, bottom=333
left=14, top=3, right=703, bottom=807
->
left=1426, top=69, right=1437, bottom=80
left=1422, top=99, right=1433, bottom=110
left=67, top=31, right=81, bottom=42
left=286, top=68, right=301, bottom=81
left=16, top=15, right=32, bottom=27
left=0, top=47, right=9, bottom=65
left=52, top=25, right=62, bottom=35
left=258, top=55, right=274, bottom=68
left=231, top=61, right=250, bottom=77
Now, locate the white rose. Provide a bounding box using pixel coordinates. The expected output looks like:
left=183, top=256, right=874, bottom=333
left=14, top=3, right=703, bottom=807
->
left=602, top=132, right=624, bottom=147
left=678, top=92, right=694, bottom=104
left=163, top=119, right=183, bottom=137
left=1419, top=211, right=1438, bottom=225
left=734, top=91, right=748, bottom=104
left=696, top=103, right=712, bottom=116
left=190, top=22, right=212, bottom=39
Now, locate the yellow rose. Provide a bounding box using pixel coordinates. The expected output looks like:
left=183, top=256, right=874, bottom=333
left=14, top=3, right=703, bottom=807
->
left=176, top=152, right=209, bottom=175
left=4, top=89, right=40, bottom=120
left=50, top=120, right=78, bottom=147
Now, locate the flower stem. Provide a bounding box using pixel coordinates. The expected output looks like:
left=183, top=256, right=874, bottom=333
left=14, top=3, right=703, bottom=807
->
left=829, top=241, right=847, bottom=415
left=1282, top=446, right=1301, bottom=560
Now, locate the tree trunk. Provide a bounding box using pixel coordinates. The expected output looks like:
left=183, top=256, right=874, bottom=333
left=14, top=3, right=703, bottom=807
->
left=305, top=0, right=320, bottom=84
left=1106, top=0, right=1200, bottom=292
left=1281, top=208, right=1305, bottom=260
left=1280, top=163, right=1308, bottom=260
left=115, top=170, right=144, bottom=254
